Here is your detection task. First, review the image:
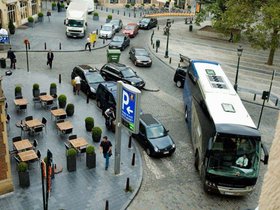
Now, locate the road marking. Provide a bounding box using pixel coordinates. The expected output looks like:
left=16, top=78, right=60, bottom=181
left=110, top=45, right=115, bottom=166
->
left=143, top=153, right=165, bottom=179
left=161, top=159, right=176, bottom=175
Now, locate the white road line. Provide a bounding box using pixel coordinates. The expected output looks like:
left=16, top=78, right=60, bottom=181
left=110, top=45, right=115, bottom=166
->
left=161, top=158, right=176, bottom=175
left=143, top=153, right=165, bottom=179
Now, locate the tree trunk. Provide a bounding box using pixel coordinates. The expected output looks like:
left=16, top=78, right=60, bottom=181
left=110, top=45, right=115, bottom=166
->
left=267, top=47, right=275, bottom=66
left=267, top=29, right=279, bottom=66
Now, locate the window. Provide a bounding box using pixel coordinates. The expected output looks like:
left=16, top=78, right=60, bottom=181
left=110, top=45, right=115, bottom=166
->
left=20, top=1, right=28, bottom=19
left=110, top=0, right=118, bottom=3
left=127, top=0, right=135, bottom=3
left=143, top=0, right=151, bottom=3
left=31, top=0, right=37, bottom=15
left=7, top=4, right=16, bottom=23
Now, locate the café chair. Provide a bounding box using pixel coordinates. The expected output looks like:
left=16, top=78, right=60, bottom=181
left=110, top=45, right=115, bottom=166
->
left=33, top=126, right=44, bottom=136
left=19, top=104, right=27, bottom=112
left=25, top=116, right=33, bottom=121
left=42, top=117, right=47, bottom=132
left=68, top=134, right=77, bottom=140
left=12, top=136, right=22, bottom=143
left=14, top=155, right=20, bottom=163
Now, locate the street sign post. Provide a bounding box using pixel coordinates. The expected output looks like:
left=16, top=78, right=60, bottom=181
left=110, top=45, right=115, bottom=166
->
left=114, top=81, right=141, bottom=174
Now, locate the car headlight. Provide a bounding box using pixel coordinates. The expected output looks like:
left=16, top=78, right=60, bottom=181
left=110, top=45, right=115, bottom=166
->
left=172, top=144, right=176, bottom=148
left=154, top=147, right=159, bottom=152
left=136, top=59, right=141, bottom=63
left=131, top=82, right=136, bottom=85
left=90, top=87, right=96, bottom=93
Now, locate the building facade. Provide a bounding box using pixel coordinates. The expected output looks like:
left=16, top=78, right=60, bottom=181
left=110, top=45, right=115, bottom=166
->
left=0, top=0, right=42, bottom=29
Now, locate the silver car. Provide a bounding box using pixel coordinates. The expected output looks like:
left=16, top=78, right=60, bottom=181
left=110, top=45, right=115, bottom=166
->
left=99, top=23, right=115, bottom=39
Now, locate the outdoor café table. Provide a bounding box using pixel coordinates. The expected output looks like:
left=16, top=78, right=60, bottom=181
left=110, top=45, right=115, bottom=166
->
left=56, top=121, right=73, bottom=133
left=39, top=94, right=54, bottom=102
left=69, top=137, right=88, bottom=150
left=25, top=119, right=43, bottom=130
left=51, top=108, right=66, bottom=120
left=14, top=98, right=28, bottom=106
left=18, top=150, right=38, bottom=162
left=13, top=139, right=32, bottom=152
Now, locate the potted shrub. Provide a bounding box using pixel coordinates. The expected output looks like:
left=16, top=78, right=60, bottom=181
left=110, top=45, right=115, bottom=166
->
left=27, top=16, right=34, bottom=27
left=93, top=12, right=99, bottom=21
left=92, top=127, right=102, bottom=142
left=125, top=4, right=130, bottom=9
left=66, top=103, right=75, bottom=116
left=58, top=94, right=67, bottom=108
left=18, top=162, right=30, bottom=188
left=60, top=3, right=65, bottom=11
left=106, top=14, right=112, bottom=23
left=85, top=117, right=94, bottom=131
left=52, top=2, right=57, bottom=10
left=38, top=12, right=44, bottom=22
left=33, top=83, right=40, bottom=97
left=66, top=148, right=77, bottom=172
left=8, top=20, right=15, bottom=35
left=15, top=86, right=22, bottom=98
left=86, top=145, right=96, bottom=169
left=49, top=83, right=57, bottom=96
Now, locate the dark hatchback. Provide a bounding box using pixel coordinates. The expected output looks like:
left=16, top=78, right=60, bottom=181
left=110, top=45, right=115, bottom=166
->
left=95, top=81, right=117, bottom=111
left=100, top=63, right=145, bottom=89
left=173, top=54, right=191, bottom=88
left=133, top=114, right=176, bottom=157
left=138, top=18, right=158, bottom=29
left=108, top=34, right=130, bottom=51
left=129, top=47, right=152, bottom=67
left=71, top=65, right=105, bottom=98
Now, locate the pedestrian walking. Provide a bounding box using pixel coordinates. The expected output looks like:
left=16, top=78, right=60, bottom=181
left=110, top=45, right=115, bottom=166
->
left=47, top=10, right=51, bottom=22
left=74, top=75, right=81, bottom=95
left=85, top=35, right=91, bottom=51
left=228, top=31, right=233, bottom=43
left=47, top=50, right=54, bottom=69
left=99, top=136, right=112, bottom=170
left=7, top=48, right=16, bottom=69
left=57, top=2, right=61, bottom=12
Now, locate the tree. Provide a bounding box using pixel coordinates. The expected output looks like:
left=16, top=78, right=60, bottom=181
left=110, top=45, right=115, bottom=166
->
left=195, top=0, right=280, bottom=65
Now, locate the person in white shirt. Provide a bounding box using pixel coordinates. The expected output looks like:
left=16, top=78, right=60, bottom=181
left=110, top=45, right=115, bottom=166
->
left=74, top=76, right=81, bottom=95
left=85, top=35, right=91, bottom=51
left=236, top=154, right=249, bottom=168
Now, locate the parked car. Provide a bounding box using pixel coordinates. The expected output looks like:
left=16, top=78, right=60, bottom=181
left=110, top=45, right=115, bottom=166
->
left=122, top=23, right=139, bottom=38
left=95, top=81, right=117, bottom=111
left=132, top=113, right=176, bottom=157
left=129, top=47, right=152, bottom=67
left=110, top=19, right=123, bottom=33
left=108, top=34, right=130, bottom=51
left=138, top=18, right=157, bottom=29
left=100, top=63, right=145, bottom=89
left=173, top=54, right=191, bottom=88
left=99, top=23, right=115, bottom=39
left=71, top=65, right=105, bottom=98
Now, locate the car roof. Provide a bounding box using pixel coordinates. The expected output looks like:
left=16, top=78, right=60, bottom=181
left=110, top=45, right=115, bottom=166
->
left=127, top=23, right=137, bottom=26
left=133, top=47, right=146, bottom=51
left=76, top=65, right=97, bottom=72
left=103, top=23, right=113, bottom=27
left=106, top=62, right=126, bottom=68
left=99, top=81, right=117, bottom=91
left=140, top=114, right=160, bottom=126
left=114, top=33, right=125, bottom=37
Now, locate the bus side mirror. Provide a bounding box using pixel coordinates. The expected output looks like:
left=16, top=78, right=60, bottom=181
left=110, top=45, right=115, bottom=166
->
left=261, top=143, right=269, bottom=165
left=206, top=138, right=213, bottom=157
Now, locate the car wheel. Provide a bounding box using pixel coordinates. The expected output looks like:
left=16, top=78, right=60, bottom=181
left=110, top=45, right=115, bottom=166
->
left=146, top=148, right=151, bottom=156
left=121, top=46, right=124, bottom=51
left=176, top=80, right=182, bottom=88
left=96, top=100, right=101, bottom=108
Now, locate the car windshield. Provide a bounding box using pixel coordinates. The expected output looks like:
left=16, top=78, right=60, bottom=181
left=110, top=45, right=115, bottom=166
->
left=125, top=25, right=135, bottom=30
left=121, top=67, right=136, bottom=77
left=103, top=26, right=112, bottom=31
left=85, top=72, right=105, bottom=84
left=68, top=19, right=84, bottom=27
left=112, top=36, right=124, bottom=42
left=135, top=49, right=148, bottom=56
left=110, top=20, right=119, bottom=26
left=140, top=18, right=150, bottom=24
left=146, top=125, right=166, bottom=139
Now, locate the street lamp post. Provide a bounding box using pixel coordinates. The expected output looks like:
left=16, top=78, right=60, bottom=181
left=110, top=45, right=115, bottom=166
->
left=24, top=39, right=30, bottom=72
left=234, top=45, right=243, bottom=92
left=164, top=21, right=171, bottom=58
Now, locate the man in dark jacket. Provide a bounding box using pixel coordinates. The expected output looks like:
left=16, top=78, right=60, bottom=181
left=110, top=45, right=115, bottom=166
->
left=7, top=48, right=16, bottom=69
left=47, top=50, right=54, bottom=69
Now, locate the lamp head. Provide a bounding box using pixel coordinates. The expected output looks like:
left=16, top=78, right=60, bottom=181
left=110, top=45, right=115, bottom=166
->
left=237, top=45, right=243, bottom=57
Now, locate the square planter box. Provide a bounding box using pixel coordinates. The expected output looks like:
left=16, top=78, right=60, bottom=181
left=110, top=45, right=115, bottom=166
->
left=93, top=16, right=99, bottom=21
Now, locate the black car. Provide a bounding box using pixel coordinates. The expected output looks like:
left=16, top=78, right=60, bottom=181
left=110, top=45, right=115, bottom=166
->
left=110, top=19, right=123, bottom=33
left=173, top=54, right=191, bottom=88
left=95, top=81, right=117, bottom=111
left=129, top=47, right=152, bottom=67
left=138, top=18, right=158, bottom=29
left=133, top=114, right=176, bottom=157
left=109, top=34, right=130, bottom=51
left=100, top=63, right=145, bottom=89
left=71, top=65, right=105, bottom=98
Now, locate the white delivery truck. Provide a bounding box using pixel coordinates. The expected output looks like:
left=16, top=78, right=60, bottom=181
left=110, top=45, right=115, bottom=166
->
left=65, top=2, right=88, bottom=38
left=71, top=0, right=94, bottom=13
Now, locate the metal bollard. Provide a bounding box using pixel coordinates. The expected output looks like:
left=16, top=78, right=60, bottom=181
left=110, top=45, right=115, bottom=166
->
left=169, top=57, right=172, bottom=64
left=156, top=47, right=158, bottom=53
left=275, top=99, right=278, bottom=106
left=153, top=43, right=154, bottom=49
left=28, top=43, right=30, bottom=49
left=125, top=178, right=130, bottom=191
left=103, top=38, right=105, bottom=44
left=253, top=93, right=256, bottom=101
left=131, top=153, right=135, bottom=166
left=117, top=10, right=119, bottom=15
left=128, top=135, right=132, bottom=148
left=87, top=92, right=90, bottom=104
left=134, top=13, right=136, bottom=18
left=129, top=13, right=130, bottom=17
left=59, top=74, right=61, bottom=84
left=106, top=8, right=108, bottom=12
left=101, top=6, right=103, bottom=11
left=157, top=25, right=159, bottom=30
left=112, top=9, right=114, bottom=13
left=105, top=200, right=109, bottom=210
left=124, top=11, right=125, bottom=16
left=44, top=42, right=46, bottom=50
left=101, top=25, right=103, bottom=29
left=59, top=42, right=61, bottom=50
left=96, top=29, right=98, bottom=35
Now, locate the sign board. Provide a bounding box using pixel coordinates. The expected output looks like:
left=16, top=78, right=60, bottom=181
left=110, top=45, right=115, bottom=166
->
left=120, top=82, right=141, bottom=134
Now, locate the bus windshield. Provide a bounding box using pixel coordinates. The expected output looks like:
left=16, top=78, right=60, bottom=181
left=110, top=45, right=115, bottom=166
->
left=208, top=136, right=259, bottom=172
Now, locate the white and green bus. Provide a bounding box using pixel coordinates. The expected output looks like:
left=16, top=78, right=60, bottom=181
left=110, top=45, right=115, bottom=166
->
left=183, top=58, right=269, bottom=196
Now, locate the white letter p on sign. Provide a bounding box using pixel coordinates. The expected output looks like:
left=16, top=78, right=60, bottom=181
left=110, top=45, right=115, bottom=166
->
left=122, top=90, right=129, bottom=110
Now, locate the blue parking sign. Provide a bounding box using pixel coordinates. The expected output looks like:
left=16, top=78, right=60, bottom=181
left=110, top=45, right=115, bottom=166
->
left=122, top=87, right=136, bottom=124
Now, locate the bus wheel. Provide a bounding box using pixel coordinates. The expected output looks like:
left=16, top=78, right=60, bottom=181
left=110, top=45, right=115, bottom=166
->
left=185, top=107, right=188, bottom=123
left=194, top=151, right=199, bottom=171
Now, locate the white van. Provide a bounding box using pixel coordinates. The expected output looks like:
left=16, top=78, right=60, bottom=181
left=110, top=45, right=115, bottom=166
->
left=71, top=0, right=94, bottom=13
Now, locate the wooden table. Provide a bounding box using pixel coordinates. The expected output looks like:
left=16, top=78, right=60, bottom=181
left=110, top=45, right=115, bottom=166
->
left=18, top=150, right=38, bottom=162
left=39, top=95, right=54, bottom=102
left=56, top=121, right=73, bottom=132
left=25, top=119, right=43, bottom=129
left=69, top=137, right=88, bottom=149
left=13, top=139, right=32, bottom=151
left=51, top=108, right=66, bottom=119
left=14, top=98, right=28, bottom=106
